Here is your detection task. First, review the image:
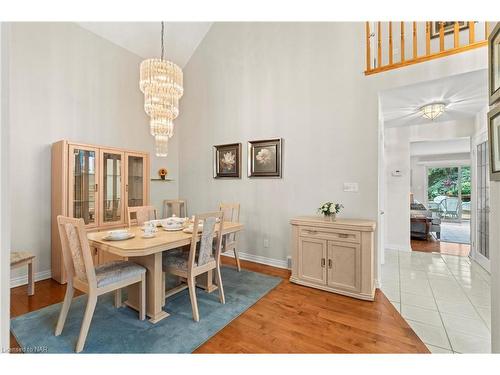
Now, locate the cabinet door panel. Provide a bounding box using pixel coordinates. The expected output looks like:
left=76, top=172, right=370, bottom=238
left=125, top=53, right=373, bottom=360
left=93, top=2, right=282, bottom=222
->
left=68, top=145, right=99, bottom=227
left=298, top=237, right=327, bottom=285
left=99, top=149, right=125, bottom=226
left=327, top=241, right=361, bottom=292
left=126, top=153, right=148, bottom=208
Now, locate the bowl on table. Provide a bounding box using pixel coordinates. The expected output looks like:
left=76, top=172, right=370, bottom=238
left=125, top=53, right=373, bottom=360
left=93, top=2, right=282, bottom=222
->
left=104, top=229, right=134, bottom=241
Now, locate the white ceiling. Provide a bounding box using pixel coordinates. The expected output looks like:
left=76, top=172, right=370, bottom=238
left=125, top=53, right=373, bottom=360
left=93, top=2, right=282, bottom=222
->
left=78, top=22, right=212, bottom=67
left=380, top=69, right=488, bottom=128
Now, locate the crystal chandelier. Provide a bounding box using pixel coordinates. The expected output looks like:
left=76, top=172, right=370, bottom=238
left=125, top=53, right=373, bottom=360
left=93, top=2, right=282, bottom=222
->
left=420, top=102, right=446, bottom=121
left=140, top=22, right=183, bottom=157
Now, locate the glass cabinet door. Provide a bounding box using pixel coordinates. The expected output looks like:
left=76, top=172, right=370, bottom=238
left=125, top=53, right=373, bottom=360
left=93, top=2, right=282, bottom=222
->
left=69, top=146, right=98, bottom=226
left=127, top=154, right=146, bottom=208
left=100, top=150, right=124, bottom=225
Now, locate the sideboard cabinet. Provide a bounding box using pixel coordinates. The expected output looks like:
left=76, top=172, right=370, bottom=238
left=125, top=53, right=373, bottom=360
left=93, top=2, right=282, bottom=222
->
left=51, top=140, right=150, bottom=283
left=290, top=216, right=376, bottom=301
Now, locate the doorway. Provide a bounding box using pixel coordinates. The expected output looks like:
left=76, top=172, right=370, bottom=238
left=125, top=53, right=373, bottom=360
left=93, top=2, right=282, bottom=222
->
left=426, top=165, right=471, bottom=246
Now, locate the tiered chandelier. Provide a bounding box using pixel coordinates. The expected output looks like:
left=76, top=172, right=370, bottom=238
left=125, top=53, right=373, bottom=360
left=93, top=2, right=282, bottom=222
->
left=140, top=22, right=183, bottom=157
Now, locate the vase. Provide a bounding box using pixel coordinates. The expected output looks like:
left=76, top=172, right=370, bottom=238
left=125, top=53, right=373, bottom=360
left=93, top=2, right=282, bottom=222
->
left=324, top=213, right=336, bottom=222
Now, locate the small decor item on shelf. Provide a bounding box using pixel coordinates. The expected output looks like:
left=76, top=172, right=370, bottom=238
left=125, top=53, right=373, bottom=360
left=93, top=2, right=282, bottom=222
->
left=158, top=168, right=168, bottom=180
left=318, top=202, right=344, bottom=221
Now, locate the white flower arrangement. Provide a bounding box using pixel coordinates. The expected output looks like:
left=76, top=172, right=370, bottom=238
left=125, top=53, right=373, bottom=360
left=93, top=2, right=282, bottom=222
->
left=318, top=202, right=344, bottom=217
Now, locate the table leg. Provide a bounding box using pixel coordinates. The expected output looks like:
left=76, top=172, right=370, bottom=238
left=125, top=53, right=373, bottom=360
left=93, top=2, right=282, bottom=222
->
left=125, top=253, right=169, bottom=324
left=196, top=270, right=218, bottom=293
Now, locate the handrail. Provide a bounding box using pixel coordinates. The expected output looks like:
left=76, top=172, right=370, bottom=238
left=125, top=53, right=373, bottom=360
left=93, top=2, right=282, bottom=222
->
left=365, top=21, right=490, bottom=75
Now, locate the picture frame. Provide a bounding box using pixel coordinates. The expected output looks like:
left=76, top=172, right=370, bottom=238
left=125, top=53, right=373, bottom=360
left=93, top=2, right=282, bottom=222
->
left=488, top=106, right=500, bottom=181
left=430, top=22, right=468, bottom=39
left=489, top=22, right=500, bottom=105
left=247, top=138, right=282, bottom=178
left=213, top=143, right=242, bottom=179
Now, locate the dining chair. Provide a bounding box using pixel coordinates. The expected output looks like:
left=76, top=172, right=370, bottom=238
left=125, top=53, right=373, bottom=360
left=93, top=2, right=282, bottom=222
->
left=162, top=211, right=225, bottom=322
left=127, top=205, right=157, bottom=227
left=219, top=203, right=241, bottom=271
left=55, top=216, right=146, bottom=353
left=163, top=199, right=187, bottom=218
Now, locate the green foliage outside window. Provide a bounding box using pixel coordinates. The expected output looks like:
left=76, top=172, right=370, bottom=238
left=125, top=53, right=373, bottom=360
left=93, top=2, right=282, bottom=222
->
left=427, top=167, right=471, bottom=201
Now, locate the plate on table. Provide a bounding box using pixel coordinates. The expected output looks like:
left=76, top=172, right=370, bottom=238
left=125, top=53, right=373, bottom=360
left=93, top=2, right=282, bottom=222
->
left=182, top=226, right=203, bottom=234
left=141, top=233, right=156, bottom=239
left=102, top=233, right=135, bottom=241
left=163, top=226, right=183, bottom=232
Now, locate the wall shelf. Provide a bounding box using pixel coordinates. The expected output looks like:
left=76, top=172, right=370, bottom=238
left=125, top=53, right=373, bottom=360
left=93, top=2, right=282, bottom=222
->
left=151, top=178, right=174, bottom=182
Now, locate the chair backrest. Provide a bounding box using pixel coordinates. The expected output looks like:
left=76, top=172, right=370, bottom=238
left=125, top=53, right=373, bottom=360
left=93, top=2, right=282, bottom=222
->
left=57, top=216, right=97, bottom=287
left=163, top=199, right=187, bottom=218
left=188, top=211, right=225, bottom=270
left=444, top=197, right=459, bottom=212
left=219, top=203, right=240, bottom=242
left=128, top=205, right=157, bottom=227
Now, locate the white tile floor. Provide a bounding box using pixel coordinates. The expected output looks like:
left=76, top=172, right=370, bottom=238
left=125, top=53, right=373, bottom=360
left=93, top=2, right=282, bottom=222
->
left=381, top=249, right=491, bottom=353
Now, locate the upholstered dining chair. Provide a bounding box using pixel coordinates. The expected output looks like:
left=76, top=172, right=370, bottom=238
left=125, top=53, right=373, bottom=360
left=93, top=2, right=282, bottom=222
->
left=162, top=211, right=225, bottom=322
left=219, top=203, right=241, bottom=271
left=127, top=205, right=157, bottom=227
left=163, top=199, right=187, bottom=218
left=55, top=216, right=146, bottom=353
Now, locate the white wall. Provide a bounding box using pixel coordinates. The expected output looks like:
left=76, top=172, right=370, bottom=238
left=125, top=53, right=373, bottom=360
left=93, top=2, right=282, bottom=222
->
left=177, top=22, right=488, bottom=282
left=384, top=119, right=475, bottom=250
left=8, top=23, right=180, bottom=284
left=0, top=22, right=11, bottom=351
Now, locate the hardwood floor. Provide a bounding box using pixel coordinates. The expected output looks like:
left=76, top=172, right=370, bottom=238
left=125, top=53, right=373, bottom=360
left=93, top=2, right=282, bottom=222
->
left=411, top=238, right=470, bottom=256
left=10, top=258, right=429, bottom=353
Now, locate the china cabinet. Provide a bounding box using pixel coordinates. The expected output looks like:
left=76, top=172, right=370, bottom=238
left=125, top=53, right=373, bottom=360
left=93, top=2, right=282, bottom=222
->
left=290, top=216, right=376, bottom=301
left=51, top=140, right=150, bottom=283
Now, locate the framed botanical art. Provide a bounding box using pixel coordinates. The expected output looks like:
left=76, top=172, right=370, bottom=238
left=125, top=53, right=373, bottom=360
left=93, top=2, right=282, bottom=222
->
left=488, top=106, right=500, bottom=181
left=489, top=22, right=500, bottom=105
left=213, top=143, right=241, bottom=178
left=247, top=138, right=282, bottom=178
left=430, top=21, right=468, bottom=39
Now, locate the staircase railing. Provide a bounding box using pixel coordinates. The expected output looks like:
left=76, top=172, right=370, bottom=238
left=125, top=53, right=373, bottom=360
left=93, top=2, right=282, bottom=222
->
left=365, top=21, right=490, bottom=75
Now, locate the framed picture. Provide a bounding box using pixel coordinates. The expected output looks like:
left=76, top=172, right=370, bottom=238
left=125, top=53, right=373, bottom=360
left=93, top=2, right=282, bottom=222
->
left=247, top=138, right=282, bottom=178
left=213, top=143, right=241, bottom=178
left=430, top=22, right=468, bottom=39
left=488, top=106, right=500, bottom=181
left=489, top=22, right=500, bottom=105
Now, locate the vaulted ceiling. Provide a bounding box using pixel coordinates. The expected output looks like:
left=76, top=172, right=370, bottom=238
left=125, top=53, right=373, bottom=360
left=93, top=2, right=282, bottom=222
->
left=78, top=22, right=212, bottom=67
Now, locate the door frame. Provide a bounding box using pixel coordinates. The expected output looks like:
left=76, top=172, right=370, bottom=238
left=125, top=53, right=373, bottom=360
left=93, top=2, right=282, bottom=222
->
left=471, top=131, right=491, bottom=272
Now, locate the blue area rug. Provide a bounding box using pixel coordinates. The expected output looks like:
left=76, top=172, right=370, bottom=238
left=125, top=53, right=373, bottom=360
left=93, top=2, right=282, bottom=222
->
left=11, top=266, right=281, bottom=353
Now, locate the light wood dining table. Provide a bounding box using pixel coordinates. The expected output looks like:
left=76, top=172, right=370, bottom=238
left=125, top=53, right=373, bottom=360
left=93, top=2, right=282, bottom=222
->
left=87, top=221, right=244, bottom=323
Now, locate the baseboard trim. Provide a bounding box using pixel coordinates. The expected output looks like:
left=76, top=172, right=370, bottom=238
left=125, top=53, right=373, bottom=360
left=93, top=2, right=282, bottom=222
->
left=222, top=251, right=289, bottom=270
left=10, top=269, right=51, bottom=288
left=385, top=244, right=411, bottom=252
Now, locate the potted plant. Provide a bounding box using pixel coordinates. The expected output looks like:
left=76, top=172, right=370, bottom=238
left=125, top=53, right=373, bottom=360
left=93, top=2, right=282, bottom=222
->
left=318, top=202, right=344, bottom=221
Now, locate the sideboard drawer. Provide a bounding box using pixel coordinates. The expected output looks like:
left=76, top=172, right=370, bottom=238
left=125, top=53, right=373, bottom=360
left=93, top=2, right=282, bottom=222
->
left=299, top=226, right=360, bottom=244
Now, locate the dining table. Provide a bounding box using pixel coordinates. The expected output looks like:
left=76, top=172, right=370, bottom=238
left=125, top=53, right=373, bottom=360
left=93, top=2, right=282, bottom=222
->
left=87, top=221, right=244, bottom=323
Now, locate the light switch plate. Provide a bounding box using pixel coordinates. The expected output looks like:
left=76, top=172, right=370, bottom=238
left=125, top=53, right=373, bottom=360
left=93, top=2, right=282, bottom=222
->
left=343, top=182, right=359, bottom=192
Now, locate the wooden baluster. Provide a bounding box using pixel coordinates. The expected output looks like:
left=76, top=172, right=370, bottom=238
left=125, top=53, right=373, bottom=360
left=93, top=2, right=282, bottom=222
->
left=454, top=21, right=459, bottom=48
left=469, top=21, right=475, bottom=44
left=439, top=21, right=445, bottom=51
left=389, top=22, right=393, bottom=65
left=485, top=21, right=489, bottom=39
left=377, top=22, right=382, bottom=68
left=413, top=21, right=417, bottom=59
left=426, top=21, right=431, bottom=55
left=400, top=22, right=405, bottom=62
left=365, top=22, right=371, bottom=71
